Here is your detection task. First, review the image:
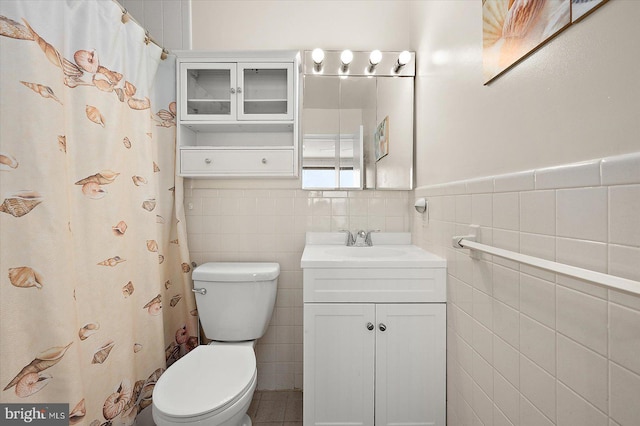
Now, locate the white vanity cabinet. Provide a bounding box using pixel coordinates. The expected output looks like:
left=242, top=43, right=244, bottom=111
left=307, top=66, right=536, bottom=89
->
left=301, top=233, right=447, bottom=426
left=304, top=303, right=445, bottom=426
left=176, top=51, right=299, bottom=177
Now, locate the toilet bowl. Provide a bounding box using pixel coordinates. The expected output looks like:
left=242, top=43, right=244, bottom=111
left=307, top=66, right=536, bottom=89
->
left=152, top=262, right=279, bottom=426
left=152, top=343, right=256, bottom=426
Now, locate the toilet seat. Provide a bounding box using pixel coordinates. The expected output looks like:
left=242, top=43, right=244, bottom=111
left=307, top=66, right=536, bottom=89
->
left=153, top=344, right=256, bottom=419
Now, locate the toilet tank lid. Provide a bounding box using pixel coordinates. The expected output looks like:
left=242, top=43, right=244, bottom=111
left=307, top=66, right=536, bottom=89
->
left=193, top=262, right=280, bottom=282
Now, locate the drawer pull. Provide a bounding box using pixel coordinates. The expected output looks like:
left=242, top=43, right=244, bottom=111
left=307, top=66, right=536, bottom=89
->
left=366, top=322, right=374, bottom=331
left=204, top=158, right=212, bottom=164
left=261, top=158, right=267, bottom=164
left=378, top=323, right=387, bottom=332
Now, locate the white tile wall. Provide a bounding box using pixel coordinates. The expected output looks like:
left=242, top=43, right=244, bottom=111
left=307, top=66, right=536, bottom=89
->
left=413, top=152, right=640, bottom=426
left=184, top=186, right=410, bottom=390
left=118, top=0, right=190, bottom=50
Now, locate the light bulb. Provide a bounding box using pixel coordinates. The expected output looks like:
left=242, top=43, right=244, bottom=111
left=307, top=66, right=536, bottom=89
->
left=398, top=50, right=411, bottom=66
left=340, top=49, right=354, bottom=65
left=311, top=48, right=325, bottom=65
left=395, top=50, right=412, bottom=72
left=369, top=50, right=382, bottom=65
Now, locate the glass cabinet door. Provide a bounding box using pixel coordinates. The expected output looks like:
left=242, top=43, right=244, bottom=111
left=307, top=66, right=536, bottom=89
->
left=237, top=63, right=294, bottom=121
left=180, top=63, right=237, bottom=121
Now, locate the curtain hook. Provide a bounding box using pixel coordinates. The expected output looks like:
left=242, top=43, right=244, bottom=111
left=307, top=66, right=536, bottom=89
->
left=160, top=48, right=168, bottom=60
left=121, top=8, right=130, bottom=24
left=144, top=31, right=151, bottom=45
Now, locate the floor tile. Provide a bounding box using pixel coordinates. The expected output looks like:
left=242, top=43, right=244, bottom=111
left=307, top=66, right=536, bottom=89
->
left=254, top=399, right=286, bottom=422
left=250, top=390, right=303, bottom=425
left=248, top=395, right=260, bottom=419
left=261, top=390, right=291, bottom=401
left=284, top=399, right=303, bottom=421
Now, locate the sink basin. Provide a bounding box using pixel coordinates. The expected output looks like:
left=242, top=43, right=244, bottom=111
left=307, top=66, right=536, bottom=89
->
left=301, top=232, right=446, bottom=268
left=324, top=246, right=407, bottom=258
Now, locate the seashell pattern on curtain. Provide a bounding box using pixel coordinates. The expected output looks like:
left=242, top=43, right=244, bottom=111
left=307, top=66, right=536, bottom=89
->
left=0, top=1, right=198, bottom=424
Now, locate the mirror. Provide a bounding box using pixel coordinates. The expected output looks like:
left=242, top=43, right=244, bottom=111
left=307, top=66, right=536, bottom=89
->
left=301, top=50, right=414, bottom=190
left=302, top=76, right=372, bottom=189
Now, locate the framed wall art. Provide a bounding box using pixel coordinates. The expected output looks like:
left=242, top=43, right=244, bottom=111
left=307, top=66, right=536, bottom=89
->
left=483, top=0, right=571, bottom=83
left=482, top=0, right=610, bottom=84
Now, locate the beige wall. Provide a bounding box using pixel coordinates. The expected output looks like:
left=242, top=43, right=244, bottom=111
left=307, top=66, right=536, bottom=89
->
left=192, top=0, right=410, bottom=51
left=408, top=1, right=640, bottom=425
left=409, top=0, right=640, bottom=186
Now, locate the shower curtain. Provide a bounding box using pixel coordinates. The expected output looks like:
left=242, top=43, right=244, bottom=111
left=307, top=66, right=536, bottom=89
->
left=0, top=1, right=198, bottom=424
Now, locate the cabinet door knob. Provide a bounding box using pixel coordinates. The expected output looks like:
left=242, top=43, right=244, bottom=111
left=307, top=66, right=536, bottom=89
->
left=366, top=322, right=374, bottom=331
left=237, top=87, right=242, bottom=94
left=230, top=88, right=236, bottom=94
left=204, top=158, right=212, bottom=164
left=261, top=158, right=267, bottom=164
left=378, top=323, right=387, bottom=332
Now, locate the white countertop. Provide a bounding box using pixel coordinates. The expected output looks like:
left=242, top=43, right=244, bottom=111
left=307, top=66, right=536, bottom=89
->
left=300, top=232, right=447, bottom=269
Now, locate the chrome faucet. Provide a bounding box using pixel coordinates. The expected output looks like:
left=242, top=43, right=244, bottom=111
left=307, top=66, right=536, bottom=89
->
left=340, top=229, right=380, bottom=246
left=354, top=229, right=380, bottom=246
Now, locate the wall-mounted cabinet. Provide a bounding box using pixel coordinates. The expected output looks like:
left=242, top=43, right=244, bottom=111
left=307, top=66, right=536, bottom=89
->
left=176, top=51, right=300, bottom=177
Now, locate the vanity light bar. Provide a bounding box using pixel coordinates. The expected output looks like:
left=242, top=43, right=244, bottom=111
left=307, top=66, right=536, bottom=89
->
left=303, top=50, right=415, bottom=77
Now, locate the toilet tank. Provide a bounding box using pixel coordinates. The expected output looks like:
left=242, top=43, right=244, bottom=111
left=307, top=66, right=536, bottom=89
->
left=192, top=262, right=279, bottom=341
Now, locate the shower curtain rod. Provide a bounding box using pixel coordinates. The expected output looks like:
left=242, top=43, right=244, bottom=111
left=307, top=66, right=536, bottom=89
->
left=112, top=0, right=169, bottom=60
left=452, top=233, right=640, bottom=297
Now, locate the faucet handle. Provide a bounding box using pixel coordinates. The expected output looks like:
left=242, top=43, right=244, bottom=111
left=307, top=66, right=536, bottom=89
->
left=365, top=229, right=380, bottom=246
left=338, top=229, right=355, bottom=246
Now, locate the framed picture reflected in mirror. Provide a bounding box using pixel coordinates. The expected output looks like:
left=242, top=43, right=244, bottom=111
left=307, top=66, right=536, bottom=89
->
left=375, top=116, right=389, bottom=162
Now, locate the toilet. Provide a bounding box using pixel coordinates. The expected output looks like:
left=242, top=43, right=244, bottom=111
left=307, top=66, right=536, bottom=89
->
left=152, top=262, right=280, bottom=426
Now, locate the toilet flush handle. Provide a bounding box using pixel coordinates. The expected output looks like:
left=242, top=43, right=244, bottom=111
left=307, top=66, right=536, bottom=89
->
left=192, top=288, right=207, bottom=295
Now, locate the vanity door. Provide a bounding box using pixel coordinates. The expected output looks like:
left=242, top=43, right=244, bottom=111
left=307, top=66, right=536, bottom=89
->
left=375, top=303, right=446, bottom=426
left=303, top=303, right=375, bottom=426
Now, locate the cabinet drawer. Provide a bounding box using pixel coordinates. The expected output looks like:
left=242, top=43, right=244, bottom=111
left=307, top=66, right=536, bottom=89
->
left=181, top=149, right=294, bottom=175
